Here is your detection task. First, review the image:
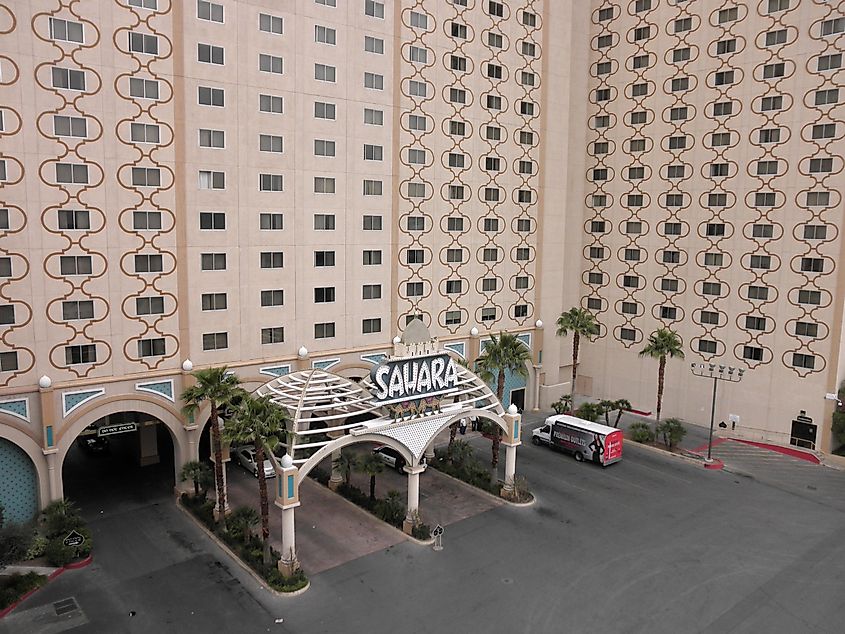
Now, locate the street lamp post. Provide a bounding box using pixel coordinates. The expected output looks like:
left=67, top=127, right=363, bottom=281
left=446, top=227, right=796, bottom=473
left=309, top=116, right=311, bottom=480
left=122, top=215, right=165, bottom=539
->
left=690, top=362, right=746, bottom=461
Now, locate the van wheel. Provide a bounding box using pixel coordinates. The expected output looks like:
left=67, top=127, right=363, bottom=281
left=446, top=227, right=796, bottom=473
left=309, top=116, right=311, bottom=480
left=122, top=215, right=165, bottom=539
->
left=532, top=436, right=540, bottom=446
left=574, top=452, right=584, bottom=462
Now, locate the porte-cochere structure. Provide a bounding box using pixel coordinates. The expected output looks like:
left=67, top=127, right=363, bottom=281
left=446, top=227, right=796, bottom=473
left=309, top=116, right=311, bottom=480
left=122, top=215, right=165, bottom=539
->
left=256, top=320, right=522, bottom=575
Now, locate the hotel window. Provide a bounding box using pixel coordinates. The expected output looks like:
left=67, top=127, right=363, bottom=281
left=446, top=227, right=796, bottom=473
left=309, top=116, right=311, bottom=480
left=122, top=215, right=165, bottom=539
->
left=482, top=278, right=497, bottom=292
left=57, top=209, right=90, bottom=230
left=316, top=0, right=336, bottom=6
left=792, top=354, right=815, bottom=370
left=818, top=54, right=842, bottom=71
left=745, top=316, right=767, bottom=331
left=718, top=8, right=738, bottom=24
left=199, top=129, right=224, bottom=148
left=132, top=167, right=160, bottom=187
left=259, top=213, right=283, bottom=230
left=314, top=251, right=335, bottom=267
left=49, top=18, right=84, bottom=43
left=798, top=290, right=821, bottom=305
left=662, top=250, right=680, bottom=264
left=129, top=78, right=159, bottom=99
left=202, top=333, right=228, bottom=351
left=199, top=170, right=225, bottom=189
left=514, top=305, right=528, bottom=318
left=705, top=223, right=725, bottom=237
left=133, top=211, right=161, bottom=230
left=522, top=41, right=536, bottom=57
left=52, top=67, right=86, bottom=91
left=752, top=224, right=774, bottom=238
left=629, top=139, right=645, bottom=152
left=822, top=18, right=845, bottom=37
left=364, top=72, right=384, bottom=90
left=702, top=282, right=721, bottom=296
left=800, top=257, right=825, bottom=273
left=65, top=344, right=97, bottom=365
left=201, top=294, right=227, bottom=311
left=747, top=286, right=769, bottom=300
left=698, top=340, right=717, bottom=354
left=315, top=63, right=336, bottom=82
left=448, top=185, right=465, bottom=200
left=622, top=275, right=639, bottom=288
left=667, top=165, right=685, bottom=179
left=365, top=0, right=384, bottom=18
left=700, top=311, right=720, bottom=325
left=0, top=258, right=10, bottom=278
left=197, top=0, right=223, bottom=22
left=260, top=252, right=284, bottom=269
left=595, top=88, right=610, bottom=102
left=598, top=7, right=613, bottom=20
left=631, top=83, right=648, bottom=97
left=633, top=26, right=650, bottom=41
left=406, top=282, right=423, bottom=297
left=129, top=32, right=158, bottom=55
left=200, top=253, right=226, bottom=271
left=589, top=247, right=604, bottom=260
left=755, top=192, right=776, bottom=207
left=597, top=35, right=612, bottom=48
left=803, top=225, right=827, bottom=240
left=409, top=114, right=427, bottom=131
left=259, top=134, right=283, bottom=153
left=484, top=218, right=500, bottom=232
left=711, top=163, right=729, bottom=177
left=261, top=328, right=285, bottom=345
left=520, top=131, right=535, bottom=145
left=711, top=132, right=731, bottom=147
left=362, top=284, right=381, bottom=300
left=447, top=217, right=464, bottom=232
left=408, top=149, right=426, bottom=164
left=759, top=128, right=780, bottom=144
left=661, top=278, right=679, bottom=292
left=487, top=64, right=503, bottom=80
left=198, top=86, right=224, bottom=106
left=445, top=311, right=462, bottom=326
left=674, top=17, right=691, bottom=33
left=451, top=55, right=467, bottom=71
left=704, top=253, right=724, bottom=267
left=756, top=160, right=779, bottom=175
left=625, top=221, right=642, bottom=234
left=631, top=111, right=647, bottom=124
left=363, top=250, right=382, bottom=265
left=313, top=177, right=334, bottom=193
left=314, top=101, right=335, bottom=119
left=807, top=191, right=831, bottom=206
left=259, top=13, right=283, bottom=34
left=815, top=89, right=839, bottom=106
left=673, top=48, right=690, bottom=63
left=409, top=46, right=427, bottom=64
left=314, top=139, right=335, bottom=156
left=408, top=182, right=426, bottom=198
left=620, top=329, right=636, bottom=342
left=315, top=25, right=336, bottom=45
left=588, top=273, right=604, bottom=285
left=750, top=255, right=772, bottom=270
left=665, top=194, right=684, bottom=207
left=259, top=54, right=283, bottom=74
left=408, top=216, right=425, bottom=231
left=410, top=11, right=428, bottom=29
left=670, top=107, right=688, bottom=121
left=632, top=54, right=650, bottom=69
left=516, top=248, right=530, bottom=261
left=663, top=222, right=681, bottom=235
left=0, top=306, right=15, bottom=326
left=199, top=212, right=225, bottom=230
left=743, top=347, right=764, bottom=362
left=363, top=144, right=383, bottom=160
left=590, top=220, right=606, bottom=232
left=447, top=248, right=465, bottom=263
left=313, top=214, right=335, bottom=230
left=520, top=72, right=535, bottom=86
left=450, top=88, right=467, bottom=104
left=714, top=70, right=734, bottom=86
left=362, top=318, right=381, bottom=334
left=796, top=322, right=819, bottom=338
left=812, top=123, right=836, bottom=139
left=763, top=63, right=785, bottom=79
left=481, top=308, right=497, bottom=322
left=53, top=115, right=87, bottom=138
left=635, top=0, right=651, bottom=11
left=134, top=254, right=163, bottom=273
left=56, top=163, right=89, bottom=184
left=716, top=39, right=736, bottom=55
left=363, top=180, right=383, bottom=196
left=766, top=29, right=787, bottom=46
left=627, top=166, right=644, bottom=180
left=484, top=187, right=500, bottom=202
left=488, top=1, right=504, bottom=17
left=197, top=43, right=224, bottom=64
left=365, top=36, right=384, bottom=54
left=767, top=0, right=789, bottom=12
left=315, top=322, right=335, bottom=339
left=451, top=22, right=467, bottom=39
left=713, top=101, right=733, bottom=117
left=761, top=96, right=783, bottom=111
left=669, top=134, right=687, bottom=148
left=63, top=300, right=95, bottom=320
left=363, top=215, right=382, bottom=231
left=260, top=290, right=284, bottom=307
left=138, top=338, right=165, bottom=358
left=661, top=307, right=677, bottom=320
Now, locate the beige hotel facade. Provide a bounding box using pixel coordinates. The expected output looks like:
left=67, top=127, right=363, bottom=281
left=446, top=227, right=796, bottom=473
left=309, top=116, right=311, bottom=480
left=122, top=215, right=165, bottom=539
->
left=0, top=0, right=842, bottom=520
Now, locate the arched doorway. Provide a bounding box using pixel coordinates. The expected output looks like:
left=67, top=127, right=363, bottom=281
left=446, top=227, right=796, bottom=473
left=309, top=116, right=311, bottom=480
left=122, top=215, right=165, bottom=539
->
left=61, top=410, right=180, bottom=514
left=0, top=437, right=39, bottom=523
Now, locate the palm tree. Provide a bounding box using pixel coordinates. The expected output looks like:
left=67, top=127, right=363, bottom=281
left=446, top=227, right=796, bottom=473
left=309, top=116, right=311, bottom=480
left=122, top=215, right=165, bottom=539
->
left=355, top=452, right=385, bottom=501
left=612, top=398, right=632, bottom=428
left=180, top=460, right=213, bottom=498
left=332, top=451, right=353, bottom=487
left=638, top=328, right=685, bottom=432
left=475, top=331, right=531, bottom=469
left=180, top=366, right=243, bottom=528
left=556, top=307, right=600, bottom=397
left=599, top=399, right=616, bottom=426
left=223, top=394, right=288, bottom=563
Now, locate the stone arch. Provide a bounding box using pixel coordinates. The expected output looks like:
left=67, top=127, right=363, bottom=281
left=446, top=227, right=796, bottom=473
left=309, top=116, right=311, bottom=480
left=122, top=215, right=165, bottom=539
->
left=57, top=395, right=189, bottom=498
left=428, top=408, right=509, bottom=447
left=298, top=432, right=415, bottom=481
left=332, top=363, right=372, bottom=380
left=0, top=422, right=50, bottom=512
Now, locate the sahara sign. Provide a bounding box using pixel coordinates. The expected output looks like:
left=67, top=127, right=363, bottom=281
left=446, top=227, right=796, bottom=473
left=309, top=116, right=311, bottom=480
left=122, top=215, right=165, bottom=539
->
left=370, top=353, right=460, bottom=409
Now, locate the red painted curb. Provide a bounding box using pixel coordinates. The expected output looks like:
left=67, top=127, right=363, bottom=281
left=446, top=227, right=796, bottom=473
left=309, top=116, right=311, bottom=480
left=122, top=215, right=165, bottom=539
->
left=704, top=459, right=724, bottom=470
left=689, top=437, right=729, bottom=454
left=627, top=408, right=653, bottom=417
left=730, top=438, right=821, bottom=464
left=0, top=554, right=93, bottom=619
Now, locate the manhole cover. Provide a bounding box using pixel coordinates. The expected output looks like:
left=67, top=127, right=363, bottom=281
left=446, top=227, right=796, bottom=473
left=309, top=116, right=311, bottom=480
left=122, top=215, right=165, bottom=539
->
left=502, top=578, right=513, bottom=585
left=54, top=597, right=79, bottom=616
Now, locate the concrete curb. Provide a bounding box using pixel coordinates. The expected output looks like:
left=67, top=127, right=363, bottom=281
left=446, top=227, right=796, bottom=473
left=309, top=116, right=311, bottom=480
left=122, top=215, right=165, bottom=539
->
left=0, top=554, right=94, bottom=619
left=174, top=500, right=310, bottom=598
left=428, top=466, right=536, bottom=507
left=728, top=437, right=822, bottom=464
left=628, top=440, right=723, bottom=470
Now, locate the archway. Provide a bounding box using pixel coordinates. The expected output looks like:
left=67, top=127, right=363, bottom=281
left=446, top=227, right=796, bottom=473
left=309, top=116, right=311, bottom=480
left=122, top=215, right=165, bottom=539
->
left=0, top=423, right=50, bottom=515
left=0, top=437, right=40, bottom=523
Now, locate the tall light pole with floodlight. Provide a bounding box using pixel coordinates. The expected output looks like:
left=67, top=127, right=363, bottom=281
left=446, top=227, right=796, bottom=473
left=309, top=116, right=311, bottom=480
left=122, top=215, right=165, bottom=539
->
left=690, top=362, right=746, bottom=461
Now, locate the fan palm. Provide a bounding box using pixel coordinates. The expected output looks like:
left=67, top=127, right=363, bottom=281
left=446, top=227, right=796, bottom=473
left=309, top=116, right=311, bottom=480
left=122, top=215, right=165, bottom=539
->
left=612, top=399, right=632, bottom=428
left=180, top=460, right=213, bottom=498
left=180, top=366, right=243, bottom=528
left=475, top=332, right=531, bottom=469
left=556, top=307, right=599, bottom=397
left=223, top=394, right=288, bottom=563
left=355, top=452, right=385, bottom=501
left=639, top=329, right=685, bottom=431
left=332, top=451, right=353, bottom=486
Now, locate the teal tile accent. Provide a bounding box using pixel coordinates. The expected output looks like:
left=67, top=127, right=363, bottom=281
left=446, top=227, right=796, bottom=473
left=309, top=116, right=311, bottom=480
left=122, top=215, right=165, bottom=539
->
left=0, top=438, right=38, bottom=523
left=312, top=358, right=339, bottom=371
left=63, top=389, right=104, bottom=417
left=514, top=424, right=519, bottom=441
left=46, top=426, right=54, bottom=447
left=443, top=342, right=466, bottom=358
left=360, top=353, right=387, bottom=365
left=278, top=478, right=283, bottom=498
left=287, top=474, right=294, bottom=498
left=136, top=380, right=174, bottom=401
left=516, top=333, right=531, bottom=348
left=260, top=365, right=291, bottom=377
left=485, top=368, right=527, bottom=409
left=0, top=399, right=28, bottom=421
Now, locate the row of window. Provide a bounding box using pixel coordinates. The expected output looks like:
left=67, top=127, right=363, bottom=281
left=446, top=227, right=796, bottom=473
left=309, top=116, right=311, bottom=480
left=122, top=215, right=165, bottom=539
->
left=590, top=191, right=835, bottom=210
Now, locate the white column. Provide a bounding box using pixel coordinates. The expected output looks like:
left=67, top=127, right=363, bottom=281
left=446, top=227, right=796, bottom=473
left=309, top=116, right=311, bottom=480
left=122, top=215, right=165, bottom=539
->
left=44, top=451, right=63, bottom=503
left=279, top=505, right=298, bottom=576
left=532, top=364, right=542, bottom=411
left=402, top=464, right=425, bottom=534
left=329, top=448, right=343, bottom=490
left=424, top=443, right=435, bottom=461
left=502, top=444, right=517, bottom=494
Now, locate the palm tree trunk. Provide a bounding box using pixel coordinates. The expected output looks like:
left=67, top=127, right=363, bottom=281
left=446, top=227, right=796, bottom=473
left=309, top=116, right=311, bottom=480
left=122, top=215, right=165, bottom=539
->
left=369, top=475, right=376, bottom=501
left=615, top=410, right=623, bottom=428
left=210, top=404, right=227, bottom=527
left=193, top=477, right=200, bottom=497
left=492, top=370, right=505, bottom=469
left=656, top=356, right=666, bottom=434
left=448, top=422, right=458, bottom=453
left=571, top=332, right=580, bottom=396
left=255, top=443, right=271, bottom=564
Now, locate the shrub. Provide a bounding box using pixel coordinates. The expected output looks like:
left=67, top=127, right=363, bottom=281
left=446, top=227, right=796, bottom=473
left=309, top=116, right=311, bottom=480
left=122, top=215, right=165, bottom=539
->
left=24, top=534, right=48, bottom=561
left=337, top=483, right=373, bottom=511
left=411, top=522, right=431, bottom=541
left=574, top=402, right=604, bottom=423
left=181, top=493, right=215, bottom=528
left=227, top=506, right=259, bottom=542
left=308, top=466, right=330, bottom=485
left=0, top=522, right=33, bottom=569
left=0, top=572, right=47, bottom=609
left=375, top=491, right=405, bottom=528
left=657, top=417, right=687, bottom=449
left=266, top=567, right=308, bottom=593
left=512, top=475, right=532, bottom=503
left=42, top=500, right=82, bottom=538
left=44, top=538, right=75, bottom=567
left=629, top=421, right=654, bottom=444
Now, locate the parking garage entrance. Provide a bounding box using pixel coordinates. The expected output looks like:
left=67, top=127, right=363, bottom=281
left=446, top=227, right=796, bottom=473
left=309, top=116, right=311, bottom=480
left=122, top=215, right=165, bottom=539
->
left=62, top=411, right=176, bottom=515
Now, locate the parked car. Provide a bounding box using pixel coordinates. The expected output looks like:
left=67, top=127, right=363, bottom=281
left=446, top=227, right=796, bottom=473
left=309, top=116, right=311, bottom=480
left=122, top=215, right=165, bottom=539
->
left=372, top=445, right=426, bottom=473
left=234, top=445, right=276, bottom=479
left=76, top=435, right=110, bottom=455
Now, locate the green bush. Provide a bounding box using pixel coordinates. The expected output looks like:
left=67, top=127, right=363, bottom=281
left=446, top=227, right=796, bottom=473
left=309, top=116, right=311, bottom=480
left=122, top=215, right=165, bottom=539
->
left=44, top=538, right=75, bottom=567
left=411, top=523, right=431, bottom=541
left=656, top=417, right=687, bottom=449
left=574, top=402, right=604, bottom=423
left=42, top=500, right=82, bottom=538
left=266, top=567, right=308, bottom=593
left=0, top=522, right=33, bottom=569
left=308, top=466, right=330, bottom=485
left=0, top=572, right=47, bottom=609
left=374, top=491, right=405, bottom=528
left=629, top=421, right=654, bottom=444
left=337, top=483, right=374, bottom=511
left=24, top=534, right=48, bottom=561
left=181, top=493, right=215, bottom=528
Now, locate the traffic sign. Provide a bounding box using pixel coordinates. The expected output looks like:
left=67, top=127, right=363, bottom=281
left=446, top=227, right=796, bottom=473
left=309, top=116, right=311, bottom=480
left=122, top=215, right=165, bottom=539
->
left=431, top=524, right=444, bottom=551
left=63, top=529, right=85, bottom=548
left=97, top=422, right=137, bottom=437
left=432, top=524, right=444, bottom=537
